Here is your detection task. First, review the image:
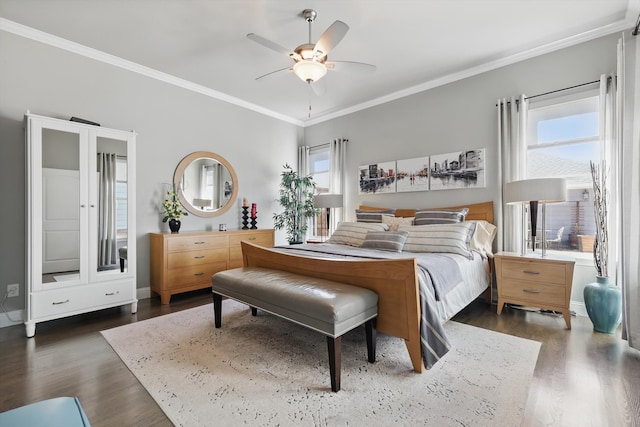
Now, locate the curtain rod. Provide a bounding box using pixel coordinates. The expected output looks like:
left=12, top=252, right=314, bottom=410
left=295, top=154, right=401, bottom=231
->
left=633, top=13, right=640, bottom=36
left=495, top=77, right=606, bottom=106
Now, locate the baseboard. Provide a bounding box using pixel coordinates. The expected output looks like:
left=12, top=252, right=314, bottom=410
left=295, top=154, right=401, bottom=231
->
left=571, top=301, right=588, bottom=317
left=137, top=286, right=151, bottom=300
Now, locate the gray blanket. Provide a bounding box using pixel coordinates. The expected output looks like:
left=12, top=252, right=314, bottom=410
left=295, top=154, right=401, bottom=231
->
left=273, top=243, right=466, bottom=369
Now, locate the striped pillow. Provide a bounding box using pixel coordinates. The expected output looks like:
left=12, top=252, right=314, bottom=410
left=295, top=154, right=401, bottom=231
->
left=398, top=222, right=477, bottom=259
left=328, top=222, right=389, bottom=247
left=361, top=231, right=409, bottom=252
left=355, top=209, right=396, bottom=223
left=413, top=208, right=469, bottom=225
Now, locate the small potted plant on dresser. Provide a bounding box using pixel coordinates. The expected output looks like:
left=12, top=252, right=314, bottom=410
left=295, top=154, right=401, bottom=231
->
left=583, top=160, right=622, bottom=333
left=162, top=189, right=188, bottom=233
left=273, top=164, right=318, bottom=244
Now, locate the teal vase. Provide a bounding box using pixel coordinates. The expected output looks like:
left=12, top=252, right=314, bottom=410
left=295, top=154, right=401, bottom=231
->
left=583, top=276, right=622, bottom=333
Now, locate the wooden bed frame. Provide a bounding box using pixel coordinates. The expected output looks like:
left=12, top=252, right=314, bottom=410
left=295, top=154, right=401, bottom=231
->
left=241, top=201, right=494, bottom=373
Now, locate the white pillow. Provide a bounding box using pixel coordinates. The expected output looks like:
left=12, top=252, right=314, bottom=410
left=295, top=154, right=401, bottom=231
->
left=328, top=222, right=389, bottom=247
left=468, top=220, right=497, bottom=257
left=381, top=215, right=414, bottom=232
left=398, top=222, right=477, bottom=259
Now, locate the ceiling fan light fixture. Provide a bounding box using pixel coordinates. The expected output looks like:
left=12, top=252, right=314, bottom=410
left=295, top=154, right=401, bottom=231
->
left=293, top=60, right=327, bottom=83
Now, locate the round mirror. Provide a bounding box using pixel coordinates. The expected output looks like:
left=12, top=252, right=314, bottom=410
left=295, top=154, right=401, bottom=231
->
left=173, top=151, right=238, bottom=217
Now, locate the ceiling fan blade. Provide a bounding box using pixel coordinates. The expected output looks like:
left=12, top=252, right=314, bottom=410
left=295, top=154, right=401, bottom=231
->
left=247, top=33, right=292, bottom=57
left=310, top=79, right=326, bottom=96
left=325, top=60, right=377, bottom=74
left=313, top=20, right=349, bottom=58
left=255, top=66, right=292, bottom=81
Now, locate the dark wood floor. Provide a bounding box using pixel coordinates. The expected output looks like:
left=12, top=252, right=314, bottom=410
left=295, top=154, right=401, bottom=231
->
left=1, top=290, right=639, bottom=426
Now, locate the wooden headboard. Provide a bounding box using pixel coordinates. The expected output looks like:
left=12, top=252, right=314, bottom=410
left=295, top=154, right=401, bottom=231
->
left=359, top=200, right=494, bottom=224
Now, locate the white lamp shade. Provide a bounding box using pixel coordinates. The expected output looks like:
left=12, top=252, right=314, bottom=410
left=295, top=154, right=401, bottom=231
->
left=314, top=194, right=343, bottom=208
left=293, top=60, right=327, bottom=82
left=503, top=178, right=567, bottom=204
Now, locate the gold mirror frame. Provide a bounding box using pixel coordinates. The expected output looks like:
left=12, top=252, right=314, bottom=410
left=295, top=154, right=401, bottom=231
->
left=173, top=151, right=239, bottom=218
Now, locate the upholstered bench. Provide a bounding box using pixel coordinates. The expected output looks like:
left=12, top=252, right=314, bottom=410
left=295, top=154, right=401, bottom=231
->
left=211, top=267, right=379, bottom=392
left=0, top=397, right=91, bottom=426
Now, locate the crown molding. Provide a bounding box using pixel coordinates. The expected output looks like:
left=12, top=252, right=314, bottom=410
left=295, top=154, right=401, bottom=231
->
left=0, top=17, right=304, bottom=127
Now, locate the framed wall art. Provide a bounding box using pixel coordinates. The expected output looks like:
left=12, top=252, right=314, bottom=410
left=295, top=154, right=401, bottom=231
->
left=430, top=148, right=486, bottom=191
left=358, top=161, right=396, bottom=194
left=396, top=156, right=430, bottom=193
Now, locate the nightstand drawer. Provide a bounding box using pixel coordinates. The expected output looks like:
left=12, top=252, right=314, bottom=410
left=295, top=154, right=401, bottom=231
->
left=501, top=260, right=566, bottom=285
left=501, top=280, right=566, bottom=306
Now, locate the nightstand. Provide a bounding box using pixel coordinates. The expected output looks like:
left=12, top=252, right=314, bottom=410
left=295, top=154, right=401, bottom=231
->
left=494, top=251, right=575, bottom=329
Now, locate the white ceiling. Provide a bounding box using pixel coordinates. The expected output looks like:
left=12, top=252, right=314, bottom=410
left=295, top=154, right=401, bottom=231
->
left=1, top=1, right=638, bottom=126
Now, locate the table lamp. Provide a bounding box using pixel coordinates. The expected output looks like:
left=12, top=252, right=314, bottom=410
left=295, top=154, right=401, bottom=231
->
left=313, top=194, right=343, bottom=241
left=503, top=178, right=567, bottom=257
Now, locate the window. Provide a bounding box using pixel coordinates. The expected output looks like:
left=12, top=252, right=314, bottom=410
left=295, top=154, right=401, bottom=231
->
left=308, top=145, right=330, bottom=239
left=526, top=91, right=599, bottom=254
left=115, top=157, right=128, bottom=241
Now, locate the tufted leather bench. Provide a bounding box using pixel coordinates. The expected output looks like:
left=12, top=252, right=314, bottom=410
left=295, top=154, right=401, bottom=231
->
left=211, top=267, right=378, bottom=392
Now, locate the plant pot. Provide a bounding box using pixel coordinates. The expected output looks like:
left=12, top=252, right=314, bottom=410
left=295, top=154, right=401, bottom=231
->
left=583, top=276, right=622, bottom=333
left=169, top=219, right=181, bottom=233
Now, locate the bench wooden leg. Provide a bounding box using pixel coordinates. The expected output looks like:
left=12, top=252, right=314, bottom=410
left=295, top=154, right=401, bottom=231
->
left=327, top=336, right=342, bottom=392
left=212, top=293, right=222, bottom=328
left=365, top=319, right=377, bottom=363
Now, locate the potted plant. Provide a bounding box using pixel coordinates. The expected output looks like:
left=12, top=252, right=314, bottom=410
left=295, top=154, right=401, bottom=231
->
left=583, top=160, right=621, bottom=333
left=273, top=164, right=319, bottom=244
left=162, top=189, right=188, bottom=233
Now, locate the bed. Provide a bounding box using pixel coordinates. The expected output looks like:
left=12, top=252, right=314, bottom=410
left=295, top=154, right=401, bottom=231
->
left=240, top=201, right=495, bottom=373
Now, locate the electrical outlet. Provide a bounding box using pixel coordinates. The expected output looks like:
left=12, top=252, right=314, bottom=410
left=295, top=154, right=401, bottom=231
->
left=7, top=284, right=19, bottom=298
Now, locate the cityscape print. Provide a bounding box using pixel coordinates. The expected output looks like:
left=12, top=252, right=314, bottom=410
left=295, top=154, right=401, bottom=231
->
left=430, top=149, right=486, bottom=190
left=359, top=161, right=396, bottom=194
left=396, top=156, right=430, bottom=193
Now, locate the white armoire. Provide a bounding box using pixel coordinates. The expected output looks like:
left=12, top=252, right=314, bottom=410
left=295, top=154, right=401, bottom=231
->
left=25, top=113, right=137, bottom=337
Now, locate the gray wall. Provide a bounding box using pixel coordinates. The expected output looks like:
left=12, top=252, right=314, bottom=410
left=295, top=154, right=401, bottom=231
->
left=0, top=32, right=300, bottom=313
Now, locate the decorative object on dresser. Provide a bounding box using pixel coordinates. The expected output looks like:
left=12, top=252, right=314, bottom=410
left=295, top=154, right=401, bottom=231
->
left=273, top=164, right=318, bottom=244
left=313, top=193, right=343, bottom=240
left=494, top=251, right=575, bottom=329
left=149, top=229, right=274, bottom=304
left=583, top=160, right=621, bottom=333
left=161, top=189, right=187, bottom=233
left=24, top=112, right=138, bottom=337
left=250, top=203, right=257, bottom=229
left=173, top=151, right=238, bottom=218
left=503, top=177, right=567, bottom=256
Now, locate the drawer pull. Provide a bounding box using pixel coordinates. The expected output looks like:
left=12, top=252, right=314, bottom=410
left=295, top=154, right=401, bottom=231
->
left=105, top=291, right=120, bottom=296
left=523, top=289, right=541, bottom=294
left=194, top=272, right=205, bottom=276
left=194, top=241, right=206, bottom=245
left=52, top=299, right=70, bottom=305
left=247, top=237, right=257, bottom=241
left=523, top=270, right=540, bottom=275
left=194, top=256, right=205, bottom=259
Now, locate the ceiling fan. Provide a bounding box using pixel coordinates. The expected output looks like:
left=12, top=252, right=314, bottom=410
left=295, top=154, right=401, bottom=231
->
left=247, top=9, right=376, bottom=95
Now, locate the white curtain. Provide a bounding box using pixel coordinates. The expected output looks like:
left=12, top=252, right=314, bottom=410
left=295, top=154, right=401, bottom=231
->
left=329, top=138, right=347, bottom=228
left=497, top=95, right=528, bottom=253
left=98, top=152, right=117, bottom=269
left=297, top=145, right=310, bottom=176
left=620, top=34, right=640, bottom=350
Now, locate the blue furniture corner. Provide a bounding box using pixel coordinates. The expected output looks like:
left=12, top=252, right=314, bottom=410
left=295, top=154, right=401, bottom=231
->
left=0, top=397, right=91, bottom=427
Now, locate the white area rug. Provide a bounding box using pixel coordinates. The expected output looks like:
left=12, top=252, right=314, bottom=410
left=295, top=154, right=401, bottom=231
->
left=101, top=302, right=540, bottom=427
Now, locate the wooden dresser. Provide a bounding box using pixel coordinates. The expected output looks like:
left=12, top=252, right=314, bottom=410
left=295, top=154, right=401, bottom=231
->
left=150, top=229, right=274, bottom=304
left=494, top=251, right=575, bottom=329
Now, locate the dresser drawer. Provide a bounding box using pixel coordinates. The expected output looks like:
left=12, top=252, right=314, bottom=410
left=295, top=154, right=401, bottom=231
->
left=168, top=248, right=228, bottom=269
left=501, top=259, right=566, bottom=286
left=501, top=280, right=566, bottom=306
left=166, top=262, right=227, bottom=288
left=167, top=235, right=228, bottom=252
left=229, top=232, right=273, bottom=247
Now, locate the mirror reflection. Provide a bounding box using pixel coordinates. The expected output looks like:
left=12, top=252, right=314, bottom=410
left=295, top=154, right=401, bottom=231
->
left=174, top=151, right=238, bottom=218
